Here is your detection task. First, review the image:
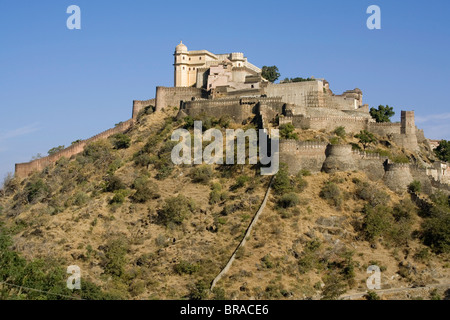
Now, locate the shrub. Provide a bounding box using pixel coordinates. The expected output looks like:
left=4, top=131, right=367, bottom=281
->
left=231, top=175, right=249, bottom=190
left=73, top=191, right=89, bottom=206
left=24, top=179, right=49, bottom=204
left=2, top=172, right=18, bottom=196
left=297, top=239, right=322, bottom=274
left=392, top=199, right=416, bottom=223
left=294, top=172, right=308, bottom=192
left=103, top=237, right=129, bottom=278
left=279, top=124, right=299, bottom=140
left=82, top=140, right=114, bottom=165
left=298, top=169, right=311, bottom=177
left=111, top=133, right=131, bottom=149
left=408, top=180, right=422, bottom=194
left=158, top=195, right=196, bottom=226
left=188, top=280, right=208, bottom=300
left=365, top=291, right=381, bottom=300
left=131, top=177, right=160, bottom=203
left=190, top=165, right=213, bottom=184
left=321, top=273, right=347, bottom=300
left=174, top=261, right=200, bottom=275
left=333, top=126, right=346, bottom=138
left=152, top=141, right=177, bottom=180
left=220, top=203, right=239, bottom=216
left=110, top=189, right=129, bottom=205
left=273, top=164, right=292, bottom=195
left=154, top=159, right=174, bottom=180
left=362, top=205, right=394, bottom=243
left=356, top=182, right=390, bottom=207
left=355, top=130, right=377, bottom=150
left=209, top=183, right=228, bottom=205
left=320, top=182, right=343, bottom=209
left=421, top=211, right=450, bottom=254
left=329, top=137, right=341, bottom=145
left=212, top=287, right=226, bottom=300
left=390, top=154, right=409, bottom=164
left=277, top=193, right=300, bottom=209
left=430, top=289, right=442, bottom=300
left=103, top=175, right=126, bottom=193
left=48, top=145, right=65, bottom=156
left=134, top=153, right=152, bottom=167
left=261, top=254, right=275, bottom=269
left=413, top=248, right=430, bottom=262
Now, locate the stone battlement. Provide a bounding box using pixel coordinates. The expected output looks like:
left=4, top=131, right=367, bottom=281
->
left=280, top=140, right=328, bottom=152
left=133, top=98, right=156, bottom=119
left=15, top=119, right=134, bottom=178
left=385, top=162, right=412, bottom=170
left=351, top=150, right=388, bottom=160
left=370, top=122, right=401, bottom=127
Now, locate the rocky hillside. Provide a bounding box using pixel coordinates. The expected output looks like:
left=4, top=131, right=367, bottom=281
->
left=0, top=107, right=449, bottom=300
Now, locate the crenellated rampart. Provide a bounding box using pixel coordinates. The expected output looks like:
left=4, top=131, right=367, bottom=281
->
left=15, top=119, right=134, bottom=178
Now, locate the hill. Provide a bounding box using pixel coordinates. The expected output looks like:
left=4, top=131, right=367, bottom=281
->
left=0, top=107, right=449, bottom=300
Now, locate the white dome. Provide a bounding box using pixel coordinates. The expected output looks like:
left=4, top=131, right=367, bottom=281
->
left=175, top=41, right=187, bottom=52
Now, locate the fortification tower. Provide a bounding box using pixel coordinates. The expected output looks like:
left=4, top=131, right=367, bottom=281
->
left=401, top=111, right=415, bottom=135
left=174, top=41, right=189, bottom=87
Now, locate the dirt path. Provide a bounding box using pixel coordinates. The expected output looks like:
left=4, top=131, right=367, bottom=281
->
left=340, top=282, right=450, bottom=300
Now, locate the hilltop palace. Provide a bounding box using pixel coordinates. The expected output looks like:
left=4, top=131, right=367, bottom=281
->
left=15, top=42, right=450, bottom=195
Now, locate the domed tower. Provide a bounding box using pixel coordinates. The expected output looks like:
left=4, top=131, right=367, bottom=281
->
left=174, top=41, right=189, bottom=87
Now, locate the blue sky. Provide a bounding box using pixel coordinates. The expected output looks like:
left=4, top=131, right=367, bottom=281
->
left=1, top=0, right=449, bottom=182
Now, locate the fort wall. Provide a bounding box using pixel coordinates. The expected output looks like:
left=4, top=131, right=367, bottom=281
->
left=279, top=140, right=328, bottom=174
left=322, top=145, right=357, bottom=173
left=155, top=87, right=206, bottom=111
left=367, top=122, right=401, bottom=136
left=264, top=81, right=325, bottom=108
left=281, top=115, right=372, bottom=133
left=15, top=119, right=134, bottom=178
left=383, top=163, right=414, bottom=193
left=132, top=98, right=156, bottom=120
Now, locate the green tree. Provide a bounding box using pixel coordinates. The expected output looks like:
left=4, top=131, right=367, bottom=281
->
left=279, top=123, right=299, bottom=140
left=272, top=163, right=292, bottom=195
left=158, top=195, right=196, bottom=226
left=261, top=66, right=280, bottom=83
left=355, top=130, right=377, bottom=150
left=48, top=146, right=65, bottom=156
left=321, top=272, right=347, bottom=300
left=71, top=139, right=82, bottom=145
left=370, top=105, right=395, bottom=123
left=112, top=133, right=131, bottom=149
left=434, top=140, right=450, bottom=162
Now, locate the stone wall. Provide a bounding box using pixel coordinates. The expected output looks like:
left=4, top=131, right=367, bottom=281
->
left=324, top=94, right=357, bottom=110
left=429, top=178, right=450, bottom=194
left=181, top=97, right=283, bottom=124
left=368, top=122, right=402, bottom=136
left=322, top=145, right=356, bottom=173
left=390, top=133, right=419, bottom=150
left=15, top=119, right=134, bottom=179
left=279, top=140, right=328, bottom=174
left=383, top=163, right=414, bottom=193
left=263, top=81, right=325, bottom=108
left=410, top=165, right=434, bottom=195
left=155, top=86, right=206, bottom=111
left=132, top=98, right=155, bottom=120
left=281, top=115, right=372, bottom=133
